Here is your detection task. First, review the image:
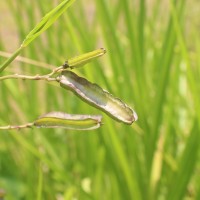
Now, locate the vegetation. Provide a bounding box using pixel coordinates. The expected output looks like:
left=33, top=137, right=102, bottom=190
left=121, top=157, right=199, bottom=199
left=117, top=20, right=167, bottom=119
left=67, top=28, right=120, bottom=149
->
left=0, top=0, right=199, bottom=199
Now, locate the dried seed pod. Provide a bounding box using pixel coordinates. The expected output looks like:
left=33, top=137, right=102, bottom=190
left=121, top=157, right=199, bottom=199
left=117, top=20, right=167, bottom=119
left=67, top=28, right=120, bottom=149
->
left=59, top=71, right=138, bottom=124
left=34, top=112, right=102, bottom=130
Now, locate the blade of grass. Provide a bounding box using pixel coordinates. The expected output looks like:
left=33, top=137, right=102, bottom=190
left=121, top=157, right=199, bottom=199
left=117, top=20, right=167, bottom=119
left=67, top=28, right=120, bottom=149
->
left=166, top=121, right=199, bottom=200
left=150, top=0, right=185, bottom=169
left=104, top=120, right=142, bottom=200
left=36, top=162, right=43, bottom=200
left=0, top=0, right=75, bottom=73
left=169, top=0, right=200, bottom=124
left=21, top=0, right=75, bottom=48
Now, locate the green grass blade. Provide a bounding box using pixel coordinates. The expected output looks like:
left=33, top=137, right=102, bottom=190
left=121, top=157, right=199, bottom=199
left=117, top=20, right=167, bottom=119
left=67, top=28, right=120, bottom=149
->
left=150, top=0, right=185, bottom=165
left=0, top=0, right=75, bottom=74
left=0, top=47, right=23, bottom=73
left=167, top=122, right=199, bottom=200
left=21, top=0, right=75, bottom=47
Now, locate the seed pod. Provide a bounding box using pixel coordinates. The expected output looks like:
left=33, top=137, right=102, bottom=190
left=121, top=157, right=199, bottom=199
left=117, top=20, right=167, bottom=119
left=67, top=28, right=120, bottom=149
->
left=59, top=71, right=138, bottom=124
left=63, top=48, right=106, bottom=69
left=34, top=112, right=102, bottom=130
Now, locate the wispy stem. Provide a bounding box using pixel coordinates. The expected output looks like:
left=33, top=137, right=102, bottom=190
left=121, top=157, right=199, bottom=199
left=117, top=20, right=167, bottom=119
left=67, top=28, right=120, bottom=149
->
left=0, top=50, right=55, bottom=70
left=0, top=122, right=34, bottom=130
left=0, top=74, right=60, bottom=82
left=0, top=66, right=63, bottom=82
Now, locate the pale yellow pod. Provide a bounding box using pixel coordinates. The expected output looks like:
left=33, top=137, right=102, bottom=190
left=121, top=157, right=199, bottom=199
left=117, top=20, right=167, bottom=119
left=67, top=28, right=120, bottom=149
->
left=34, top=112, right=102, bottom=130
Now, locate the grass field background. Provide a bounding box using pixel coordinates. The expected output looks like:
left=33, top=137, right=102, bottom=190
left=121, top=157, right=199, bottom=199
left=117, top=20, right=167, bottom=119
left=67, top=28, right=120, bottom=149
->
left=0, top=0, right=200, bottom=199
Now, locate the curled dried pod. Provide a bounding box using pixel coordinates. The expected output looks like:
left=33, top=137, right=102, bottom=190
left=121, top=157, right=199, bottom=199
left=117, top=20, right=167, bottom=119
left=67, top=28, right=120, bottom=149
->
left=59, top=71, right=137, bottom=124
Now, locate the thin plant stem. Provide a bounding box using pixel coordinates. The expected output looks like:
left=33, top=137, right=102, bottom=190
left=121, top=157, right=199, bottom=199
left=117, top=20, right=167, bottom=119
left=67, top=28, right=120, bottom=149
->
left=46, top=66, right=64, bottom=77
left=0, top=66, right=63, bottom=82
left=0, top=74, right=60, bottom=82
left=0, top=122, right=34, bottom=130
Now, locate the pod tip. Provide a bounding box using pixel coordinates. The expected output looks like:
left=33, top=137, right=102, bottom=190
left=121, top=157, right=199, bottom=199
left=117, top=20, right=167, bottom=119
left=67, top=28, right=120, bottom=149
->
left=133, top=111, right=138, bottom=122
left=100, top=47, right=106, bottom=54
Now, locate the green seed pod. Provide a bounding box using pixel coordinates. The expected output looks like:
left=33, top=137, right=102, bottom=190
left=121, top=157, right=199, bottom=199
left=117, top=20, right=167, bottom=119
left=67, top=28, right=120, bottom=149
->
left=63, top=48, right=106, bottom=69
left=59, top=71, right=138, bottom=124
left=34, top=112, right=102, bottom=130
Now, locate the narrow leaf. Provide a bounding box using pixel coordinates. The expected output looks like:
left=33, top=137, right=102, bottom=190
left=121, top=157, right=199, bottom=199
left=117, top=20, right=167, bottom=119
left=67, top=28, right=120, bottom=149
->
left=63, top=48, right=106, bottom=69
left=0, top=47, right=23, bottom=73
left=59, top=71, right=137, bottom=124
left=167, top=122, right=199, bottom=200
left=34, top=112, right=102, bottom=130
left=21, top=0, right=75, bottom=47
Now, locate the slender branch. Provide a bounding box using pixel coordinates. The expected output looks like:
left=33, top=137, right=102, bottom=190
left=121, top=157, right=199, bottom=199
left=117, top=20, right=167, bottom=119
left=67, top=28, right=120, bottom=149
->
left=46, top=66, right=64, bottom=77
left=0, top=65, right=64, bottom=82
left=0, top=122, right=34, bottom=130
left=0, top=74, right=60, bottom=82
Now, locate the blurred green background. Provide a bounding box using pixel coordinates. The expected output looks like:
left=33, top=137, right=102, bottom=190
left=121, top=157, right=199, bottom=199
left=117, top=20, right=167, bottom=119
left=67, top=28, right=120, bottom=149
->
left=0, top=0, right=200, bottom=199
